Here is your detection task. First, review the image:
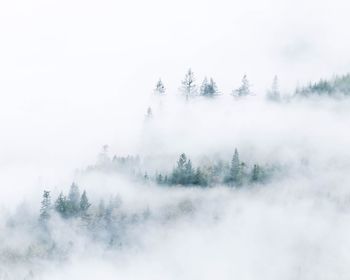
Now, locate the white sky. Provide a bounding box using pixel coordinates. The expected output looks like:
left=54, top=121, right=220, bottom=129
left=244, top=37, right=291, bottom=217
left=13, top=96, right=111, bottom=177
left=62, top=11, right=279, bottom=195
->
left=1, top=0, right=350, bottom=204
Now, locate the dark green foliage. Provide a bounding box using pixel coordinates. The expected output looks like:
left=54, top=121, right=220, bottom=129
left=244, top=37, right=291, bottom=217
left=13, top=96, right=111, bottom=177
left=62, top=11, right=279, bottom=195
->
left=80, top=190, right=91, bottom=223
left=200, top=77, right=219, bottom=97
left=155, top=150, right=270, bottom=187
left=55, top=192, right=68, bottom=217
left=193, top=168, right=208, bottom=186
left=66, top=183, right=80, bottom=217
left=169, top=154, right=204, bottom=186
left=224, top=149, right=243, bottom=186
left=53, top=184, right=92, bottom=219
left=80, top=191, right=91, bottom=212
left=295, top=74, right=350, bottom=97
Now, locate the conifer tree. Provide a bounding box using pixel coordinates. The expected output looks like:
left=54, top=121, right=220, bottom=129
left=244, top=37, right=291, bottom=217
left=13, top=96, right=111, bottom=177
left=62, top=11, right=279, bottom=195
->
left=67, top=183, right=80, bottom=217
left=39, top=190, right=51, bottom=223
left=181, top=69, right=197, bottom=99
left=229, top=149, right=242, bottom=185
left=80, top=191, right=91, bottom=213
left=267, top=75, right=281, bottom=101
left=177, top=153, right=187, bottom=170
left=200, top=77, right=209, bottom=96
left=251, top=164, right=262, bottom=182
left=154, top=79, right=166, bottom=95
left=200, top=77, right=219, bottom=97
left=185, top=159, right=194, bottom=184
left=251, top=164, right=260, bottom=182
left=233, top=75, right=251, bottom=97
left=55, top=192, right=67, bottom=217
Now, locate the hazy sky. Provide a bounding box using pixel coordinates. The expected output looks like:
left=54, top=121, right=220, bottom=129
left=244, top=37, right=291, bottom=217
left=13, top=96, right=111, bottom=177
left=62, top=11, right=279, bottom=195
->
left=1, top=0, right=350, bottom=203
left=2, top=2, right=350, bottom=279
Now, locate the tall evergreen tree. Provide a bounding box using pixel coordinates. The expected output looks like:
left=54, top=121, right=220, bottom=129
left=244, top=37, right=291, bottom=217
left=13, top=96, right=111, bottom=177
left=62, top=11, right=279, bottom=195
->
left=181, top=69, right=197, bottom=99
left=233, top=75, right=251, bottom=97
left=251, top=164, right=263, bottom=182
left=200, top=77, right=209, bottom=96
left=39, top=190, right=51, bottom=223
left=193, top=167, right=207, bottom=186
left=267, top=75, right=280, bottom=101
left=55, top=192, right=67, bottom=217
left=170, top=153, right=187, bottom=185
left=66, top=183, right=80, bottom=217
left=200, top=77, right=219, bottom=97
left=80, top=191, right=91, bottom=213
left=229, top=149, right=242, bottom=185
left=184, top=159, right=194, bottom=184
left=154, top=79, right=166, bottom=95
left=177, top=153, right=187, bottom=170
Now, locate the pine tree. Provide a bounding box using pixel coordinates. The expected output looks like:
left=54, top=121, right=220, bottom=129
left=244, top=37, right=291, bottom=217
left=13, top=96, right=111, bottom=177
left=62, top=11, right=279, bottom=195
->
left=78, top=190, right=91, bottom=225
left=184, top=159, right=194, bottom=184
left=233, top=75, right=251, bottom=97
left=67, top=183, right=80, bottom=217
left=251, top=164, right=263, bottom=182
left=267, top=75, right=280, bottom=101
left=209, top=78, right=219, bottom=96
left=154, top=79, right=166, bottom=95
left=200, top=77, right=209, bottom=96
left=80, top=191, right=91, bottom=213
left=39, top=190, right=51, bottom=223
left=193, top=168, right=207, bottom=186
left=230, top=149, right=242, bottom=185
left=181, top=69, right=197, bottom=99
left=170, top=153, right=187, bottom=185
left=55, top=192, right=67, bottom=217
left=177, top=153, right=187, bottom=170
left=200, top=77, right=219, bottom=97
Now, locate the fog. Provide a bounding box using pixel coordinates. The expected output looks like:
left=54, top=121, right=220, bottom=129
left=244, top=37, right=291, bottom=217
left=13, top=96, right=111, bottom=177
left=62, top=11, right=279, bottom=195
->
left=1, top=0, right=350, bottom=279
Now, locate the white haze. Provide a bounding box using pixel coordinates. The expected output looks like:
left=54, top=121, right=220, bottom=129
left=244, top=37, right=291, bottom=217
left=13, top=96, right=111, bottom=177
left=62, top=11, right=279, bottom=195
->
left=1, top=0, right=350, bottom=279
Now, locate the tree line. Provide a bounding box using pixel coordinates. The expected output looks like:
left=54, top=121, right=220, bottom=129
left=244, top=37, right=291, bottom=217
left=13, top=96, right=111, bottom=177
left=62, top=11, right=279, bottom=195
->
left=153, top=68, right=281, bottom=101
left=87, top=146, right=273, bottom=188
left=154, top=149, right=269, bottom=187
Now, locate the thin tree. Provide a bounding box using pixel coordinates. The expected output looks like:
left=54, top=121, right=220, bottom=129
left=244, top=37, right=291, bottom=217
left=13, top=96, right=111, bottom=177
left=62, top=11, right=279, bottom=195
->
left=230, top=149, right=242, bottom=185
left=67, top=183, right=80, bottom=217
left=80, top=190, right=91, bottom=224
left=39, top=190, right=51, bottom=223
left=181, top=69, right=197, bottom=100
left=55, top=192, right=67, bottom=217
left=267, top=75, right=281, bottom=101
